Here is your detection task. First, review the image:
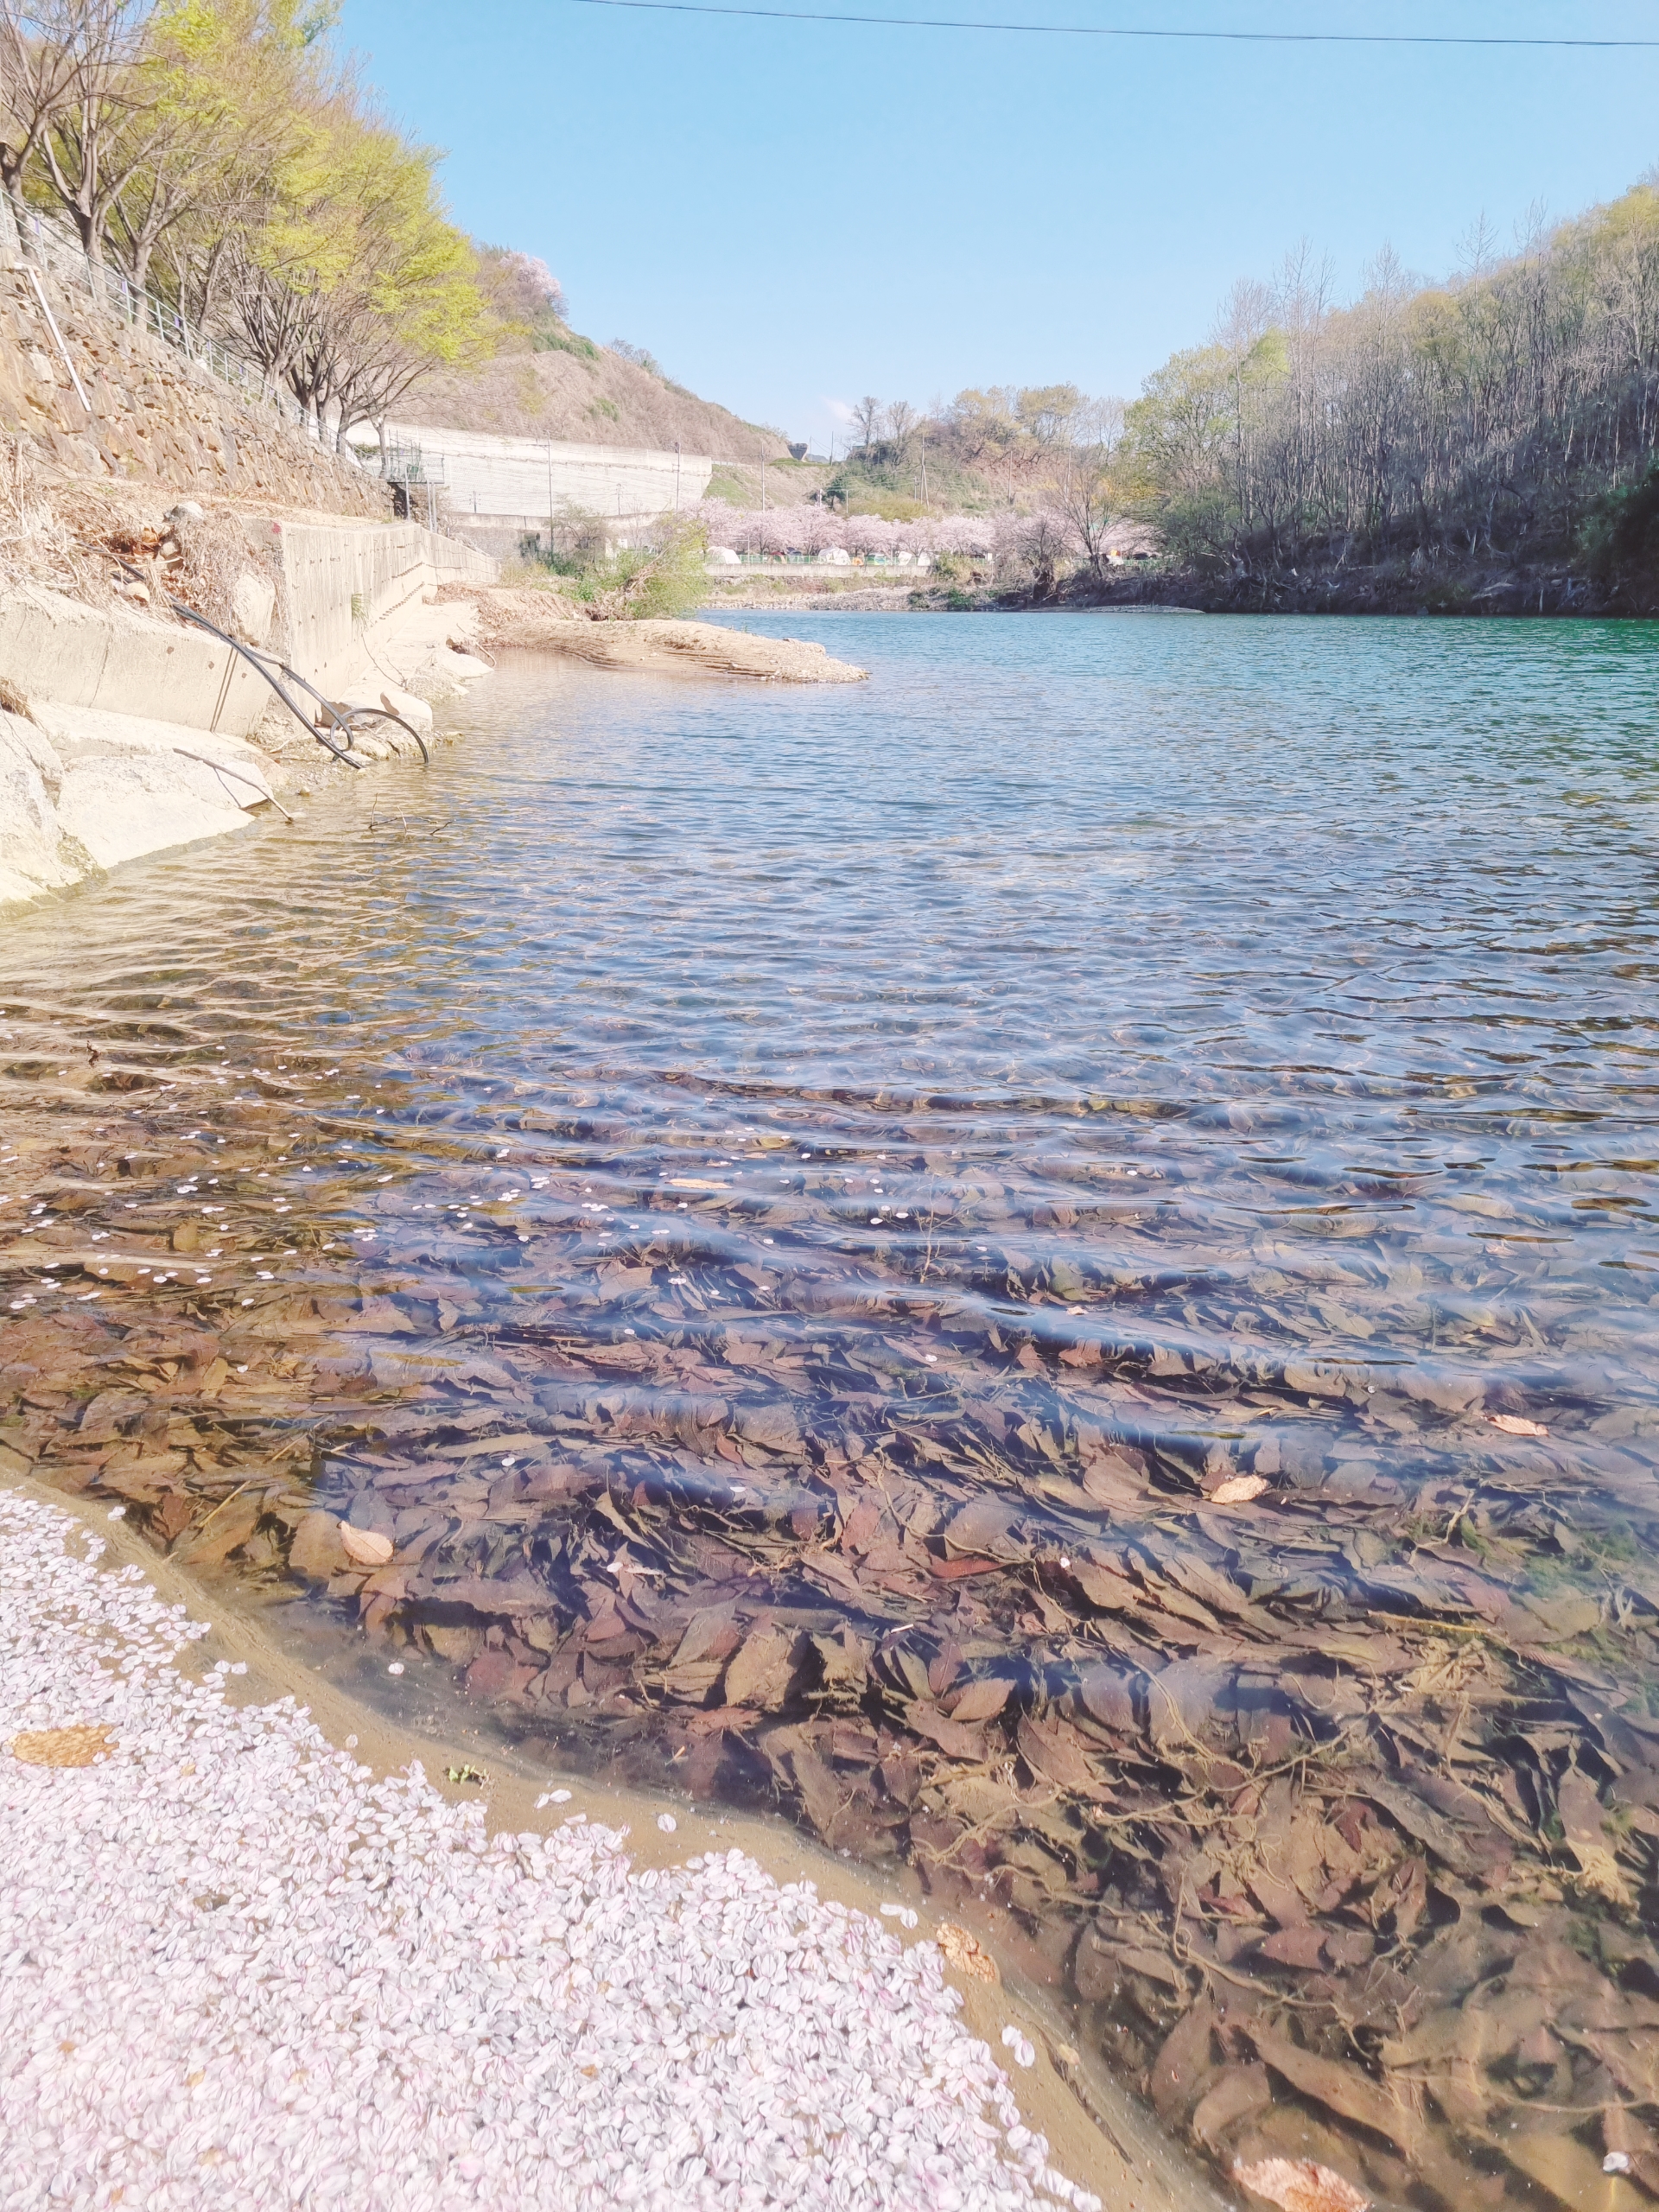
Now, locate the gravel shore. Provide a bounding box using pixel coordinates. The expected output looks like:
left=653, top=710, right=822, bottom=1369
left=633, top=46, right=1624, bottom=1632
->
left=0, top=1487, right=1103, bottom=2211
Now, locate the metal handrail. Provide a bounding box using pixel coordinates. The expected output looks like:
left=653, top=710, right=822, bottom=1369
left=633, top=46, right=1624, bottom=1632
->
left=16, top=209, right=320, bottom=438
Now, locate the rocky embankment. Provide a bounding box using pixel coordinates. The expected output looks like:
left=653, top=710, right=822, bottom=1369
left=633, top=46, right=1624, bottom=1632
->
left=0, top=512, right=497, bottom=910
left=957, top=555, right=1605, bottom=619
left=0, top=238, right=509, bottom=911
left=448, top=584, right=868, bottom=682
left=0, top=246, right=868, bottom=916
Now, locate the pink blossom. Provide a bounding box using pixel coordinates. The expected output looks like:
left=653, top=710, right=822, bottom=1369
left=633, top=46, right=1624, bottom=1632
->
left=931, top=514, right=995, bottom=556
left=686, top=496, right=1000, bottom=563
left=794, top=503, right=843, bottom=554
left=842, top=513, right=897, bottom=556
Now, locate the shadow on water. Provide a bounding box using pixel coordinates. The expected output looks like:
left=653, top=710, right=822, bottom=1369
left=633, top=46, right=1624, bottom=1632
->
left=4, top=611, right=1659, bottom=2209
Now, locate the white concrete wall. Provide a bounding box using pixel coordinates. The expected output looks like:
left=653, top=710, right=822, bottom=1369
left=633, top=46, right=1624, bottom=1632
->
left=0, top=585, right=273, bottom=739
left=276, top=518, right=494, bottom=697
left=385, top=423, right=713, bottom=527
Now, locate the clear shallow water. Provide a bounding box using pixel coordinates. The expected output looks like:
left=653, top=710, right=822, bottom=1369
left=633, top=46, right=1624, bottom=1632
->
left=4, top=610, right=1659, bottom=2206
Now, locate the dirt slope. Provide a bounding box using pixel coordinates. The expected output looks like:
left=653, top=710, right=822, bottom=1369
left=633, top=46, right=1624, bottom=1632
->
left=408, top=339, right=791, bottom=462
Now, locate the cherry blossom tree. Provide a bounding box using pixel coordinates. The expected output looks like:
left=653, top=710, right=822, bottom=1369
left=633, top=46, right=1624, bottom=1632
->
left=795, top=500, right=842, bottom=554
left=932, top=514, right=995, bottom=555
left=683, top=496, right=1009, bottom=565
left=843, top=512, right=896, bottom=557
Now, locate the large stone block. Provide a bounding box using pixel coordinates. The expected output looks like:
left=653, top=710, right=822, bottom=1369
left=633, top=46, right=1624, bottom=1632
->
left=31, top=701, right=276, bottom=808
left=0, top=584, right=270, bottom=734
left=54, top=751, right=251, bottom=871
left=0, top=710, right=76, bottom=906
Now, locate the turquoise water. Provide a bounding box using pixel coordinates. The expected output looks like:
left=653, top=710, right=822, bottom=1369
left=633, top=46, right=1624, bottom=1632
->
left=5, top=609, right=1659, bottom=2206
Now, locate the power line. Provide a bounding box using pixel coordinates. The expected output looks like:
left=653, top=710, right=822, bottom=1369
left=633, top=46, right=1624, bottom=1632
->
left=560, top=0, right=1659, bottom=45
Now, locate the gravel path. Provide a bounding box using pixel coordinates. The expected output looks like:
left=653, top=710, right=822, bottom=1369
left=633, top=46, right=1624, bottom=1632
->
left=0, top=1490, right=1101, bottom=2211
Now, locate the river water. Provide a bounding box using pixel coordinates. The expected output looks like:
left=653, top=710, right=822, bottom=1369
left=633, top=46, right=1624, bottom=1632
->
left=4, top=609, right=1659, bottom=2207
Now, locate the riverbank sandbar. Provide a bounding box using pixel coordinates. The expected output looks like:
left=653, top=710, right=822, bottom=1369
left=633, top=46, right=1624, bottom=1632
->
left=442, top=585, right=868, bottom=683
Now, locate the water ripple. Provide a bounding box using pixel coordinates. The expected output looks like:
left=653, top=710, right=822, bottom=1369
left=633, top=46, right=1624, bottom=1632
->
left=4, top=613, right=1659, bottom=2203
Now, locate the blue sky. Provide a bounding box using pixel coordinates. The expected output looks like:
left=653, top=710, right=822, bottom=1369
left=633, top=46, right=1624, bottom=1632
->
left=337, top=0, right=1659, bottom=449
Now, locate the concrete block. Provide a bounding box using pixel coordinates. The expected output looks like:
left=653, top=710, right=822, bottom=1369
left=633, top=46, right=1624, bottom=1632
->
left=30, top=701, right=276, bottom=810
left=0, top=710, right=76, bottom=906
left=231, top=569, right=276, bottom=646
left=0, top=515, right=497, bottom=906
left=55, top=752, right=251, bottom=870
left=336, top=679, right=433, bottom=734
left=0, top=584, right=270, bottom=736
left=343, top=593, right=495, bottom=706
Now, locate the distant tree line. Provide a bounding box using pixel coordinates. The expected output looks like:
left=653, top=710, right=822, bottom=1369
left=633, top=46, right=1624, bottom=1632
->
left=826, top=386, right=1129, bottom=593
left=846, top=177, right=1659, bottom=601
left=0, top=1, right=569, bottom=447
left=841, top=385, right=1114, bottom=493
left=1118, top=180, right=1659, bottom=586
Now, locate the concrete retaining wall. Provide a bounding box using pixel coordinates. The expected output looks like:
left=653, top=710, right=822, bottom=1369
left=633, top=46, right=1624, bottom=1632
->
left=277, top=521, right=494, bottom=699
left=0, top=520, right=493, bottom=739
left=385, top=421, right=712, bottom=534
left=0, top=518, right=498, bottom=911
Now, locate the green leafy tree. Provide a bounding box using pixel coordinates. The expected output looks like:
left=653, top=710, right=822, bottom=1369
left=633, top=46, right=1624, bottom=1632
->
left=232, top=96, right=493, bottom=444
left=105, top=0, right=327, bottom=296
left=570, top=518, right=709, bottom=621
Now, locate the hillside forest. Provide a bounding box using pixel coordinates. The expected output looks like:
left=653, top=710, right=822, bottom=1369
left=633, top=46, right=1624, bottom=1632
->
left=825, top=175, right=1659, bottom=611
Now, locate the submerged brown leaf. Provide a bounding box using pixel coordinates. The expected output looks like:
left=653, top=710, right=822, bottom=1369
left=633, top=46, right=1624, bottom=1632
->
left=339, top=1524, right=394, bottom=1567
left=1246, top=2026, right=1416, bottom=2157
left=935, top=1923, right=1000, bottom=1983
left=175, top=1489, right=263, bottom=1567
left=949, top=1675, right=1013, bottom=1725
left=1192, top=2066, right=1271, bottom=2148
left=1234, top=2159, right=1370, bottom=2212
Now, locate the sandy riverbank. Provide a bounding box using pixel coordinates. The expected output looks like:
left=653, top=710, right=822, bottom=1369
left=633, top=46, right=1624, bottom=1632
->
left=442, top=584, right=868, bottom=683
left=1, top=1470, right=1223, bottom=2212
